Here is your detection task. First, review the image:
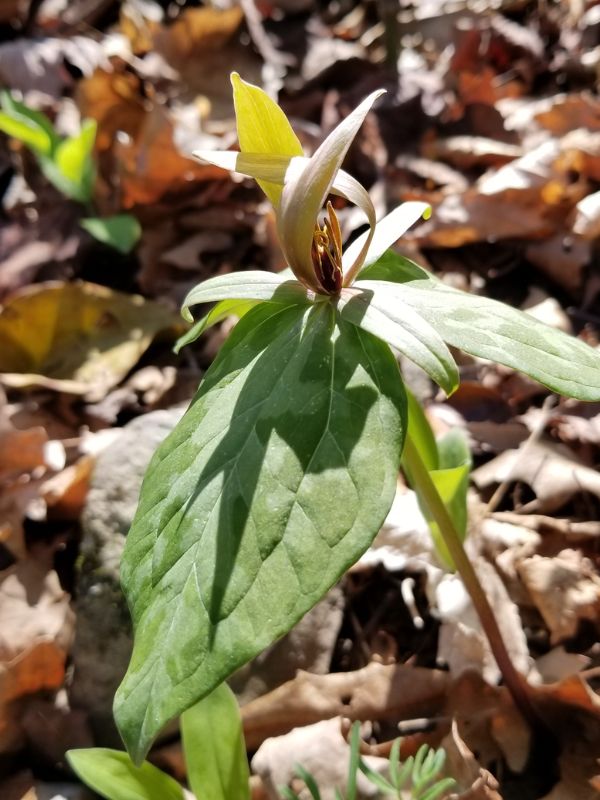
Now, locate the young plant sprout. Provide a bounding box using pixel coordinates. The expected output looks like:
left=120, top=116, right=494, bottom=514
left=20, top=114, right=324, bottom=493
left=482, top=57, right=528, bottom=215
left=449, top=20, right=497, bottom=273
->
left=114, top=73, right=600, bottom=763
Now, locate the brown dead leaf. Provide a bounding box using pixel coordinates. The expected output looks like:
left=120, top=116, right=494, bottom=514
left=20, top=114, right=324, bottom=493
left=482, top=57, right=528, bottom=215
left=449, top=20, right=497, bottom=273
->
left=573, top=191, right=600, bottom=239
left=152, top=5, right=243, bottom=68
left=423, top=136, right=523, bottom=170
left=472, top=439, right=600, bottom=514
left=0, top=560, right=74, bottom=752
left=0, top=427, right=47, bottom=480
left=114, top=104, right=218, bottom=208
left=0, top=281, right=180, bottom=399
left=151, top=5, right=260, bottom=121
left=444, top=671, right=531, bottom=774
left=41, top=455, right=94, bottom=520
left=241, top=662, right=450, bottom=750
left=525, top=234, right=590, bottom=294
left=528, top=676, right=600, bottom=799
left=415, top=136, right=592, bottom=247
left=444, top=720, right=503, bottom=799
left=77, top=63, right=218, bottom=208
left=517, top=550, right=600, bottom=643
left=535, top=94, right=600, bottom=136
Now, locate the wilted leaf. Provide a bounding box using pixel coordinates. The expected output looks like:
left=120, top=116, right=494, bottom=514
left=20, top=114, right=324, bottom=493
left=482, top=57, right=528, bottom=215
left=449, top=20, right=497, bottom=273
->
left=0, top=281, right=180, bottom=398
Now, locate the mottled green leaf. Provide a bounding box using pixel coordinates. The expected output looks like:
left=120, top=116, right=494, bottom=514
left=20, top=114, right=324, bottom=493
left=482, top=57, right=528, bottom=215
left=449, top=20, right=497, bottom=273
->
left=397, top=280, right=600, bottom=402
left=181, top=270, right=312, bottom=323
left=115, top=302, right=406, bottom=762
left=181, top=683, right=250, bottom=800
left=338, top=285, right=458, bottom=395
left=66, top=748, right=184, bottom=800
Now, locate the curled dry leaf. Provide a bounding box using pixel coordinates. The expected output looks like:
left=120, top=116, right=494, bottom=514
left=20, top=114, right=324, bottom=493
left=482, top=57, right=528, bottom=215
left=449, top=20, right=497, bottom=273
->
left=0, top=561, right=74, bottom=753
left=241, top=662, right=450, bottom=751
left=517, top=549, right=600, bottom=643
left=472, top=439, right=600, bottom=514
left=443, top=720, right=503, bottom=800
left=0, top=281, right=180, bottom=399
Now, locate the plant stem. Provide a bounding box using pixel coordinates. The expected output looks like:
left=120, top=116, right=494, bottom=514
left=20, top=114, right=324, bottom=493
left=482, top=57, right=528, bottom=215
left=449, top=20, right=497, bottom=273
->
left=401, top=431, right=538, bottom=729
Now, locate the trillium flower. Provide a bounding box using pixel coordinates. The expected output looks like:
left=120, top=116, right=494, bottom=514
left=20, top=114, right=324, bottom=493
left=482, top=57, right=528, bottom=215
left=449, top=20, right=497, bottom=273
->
left=193, top=73, right=430, bottom=295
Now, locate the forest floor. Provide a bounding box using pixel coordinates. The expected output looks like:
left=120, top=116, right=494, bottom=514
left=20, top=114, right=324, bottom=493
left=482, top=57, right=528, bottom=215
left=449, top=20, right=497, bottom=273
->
left=1, top=1, right=600, bottom=798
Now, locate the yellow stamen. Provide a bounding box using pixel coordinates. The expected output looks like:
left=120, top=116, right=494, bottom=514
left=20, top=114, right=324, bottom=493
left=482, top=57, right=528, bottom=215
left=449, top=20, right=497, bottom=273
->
left=311, top=202, right=343, bottom=294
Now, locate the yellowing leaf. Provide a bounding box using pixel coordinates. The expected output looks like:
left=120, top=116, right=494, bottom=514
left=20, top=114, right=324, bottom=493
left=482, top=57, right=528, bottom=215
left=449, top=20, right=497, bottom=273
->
left=231, top=72, right=303, bottom=206
left=0, top=281, right=180, bottom=397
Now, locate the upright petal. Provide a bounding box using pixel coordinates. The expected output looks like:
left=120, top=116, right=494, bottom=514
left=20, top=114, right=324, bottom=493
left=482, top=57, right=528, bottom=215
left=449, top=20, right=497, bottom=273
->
left=231, top=73, right=303, bottom=207
left=342, top=202, right=431, bottom=284
left=277, top=90, right=384, bottom=291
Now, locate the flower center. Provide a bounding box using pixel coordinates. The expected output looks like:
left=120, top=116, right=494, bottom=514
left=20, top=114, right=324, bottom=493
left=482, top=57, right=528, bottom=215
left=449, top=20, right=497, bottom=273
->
left=311, top=201, right=343, bottom=295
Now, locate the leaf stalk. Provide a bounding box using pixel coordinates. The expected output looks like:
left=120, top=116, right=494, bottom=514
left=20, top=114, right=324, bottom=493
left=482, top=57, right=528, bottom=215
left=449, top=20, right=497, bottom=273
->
left=402, top=432, right=538, bottom=729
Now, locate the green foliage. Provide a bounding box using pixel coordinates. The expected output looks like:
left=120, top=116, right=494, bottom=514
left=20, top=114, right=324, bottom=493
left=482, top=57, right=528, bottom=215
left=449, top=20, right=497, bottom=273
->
left=0, top=92, right=97, bottom=202
left=181, top=682, right=250, bottom=800
left=81, top=214, right=142, bottom=254
left=403, top=390, right=471, bottom=570
left=114, top=76, right=600, bottom=765
left=115, top=301, right=407, bottom=761
left=0, top=92, right=139, bottom=250
left=66, top=748, right=185, bottom=800
left=68, top=682, right=249, bottom=800
left=280, top=723, right=455, bottom=800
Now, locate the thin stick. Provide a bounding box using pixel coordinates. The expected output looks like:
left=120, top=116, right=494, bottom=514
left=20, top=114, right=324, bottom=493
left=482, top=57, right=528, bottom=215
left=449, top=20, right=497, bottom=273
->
left=402, top=432, right=538, bottom=729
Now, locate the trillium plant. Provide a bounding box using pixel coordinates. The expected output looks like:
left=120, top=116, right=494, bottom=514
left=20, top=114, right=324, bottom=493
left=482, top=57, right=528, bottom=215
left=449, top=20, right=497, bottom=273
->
left=114, top=74, right=600, bottom=762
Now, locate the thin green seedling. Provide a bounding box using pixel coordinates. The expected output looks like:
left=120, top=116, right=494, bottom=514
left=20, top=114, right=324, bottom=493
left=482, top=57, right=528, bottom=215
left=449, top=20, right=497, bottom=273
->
left=281, top=723, right=455, bottom=800
left=0, top=91, right=140, bottom=253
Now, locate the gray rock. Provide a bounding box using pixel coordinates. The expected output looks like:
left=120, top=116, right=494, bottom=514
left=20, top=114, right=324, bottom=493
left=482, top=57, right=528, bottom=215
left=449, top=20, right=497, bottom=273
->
left=70, top=407, right=345, bottom=744
left=70, top=408, right=184, bottom=745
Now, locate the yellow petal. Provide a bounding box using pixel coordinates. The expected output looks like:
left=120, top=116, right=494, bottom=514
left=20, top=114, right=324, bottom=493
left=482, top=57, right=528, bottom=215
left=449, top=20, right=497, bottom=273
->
left=231, top=73, right=303, bottom=207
